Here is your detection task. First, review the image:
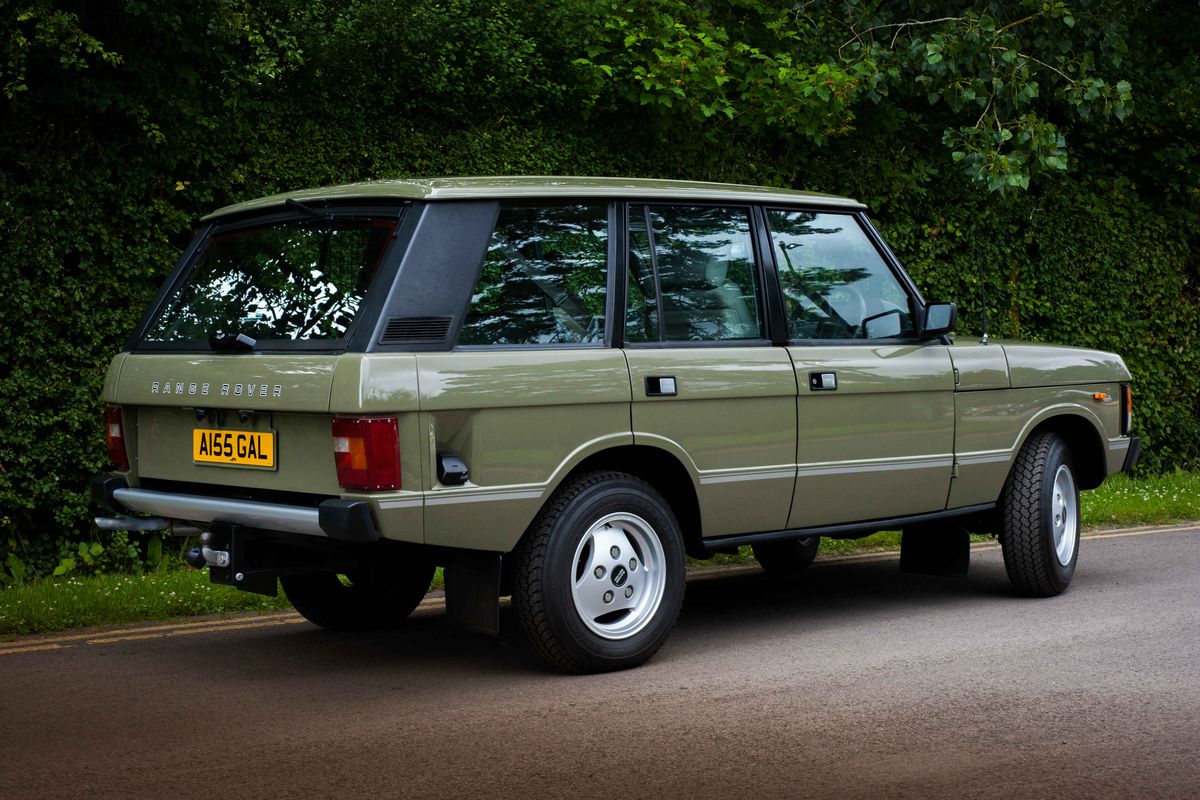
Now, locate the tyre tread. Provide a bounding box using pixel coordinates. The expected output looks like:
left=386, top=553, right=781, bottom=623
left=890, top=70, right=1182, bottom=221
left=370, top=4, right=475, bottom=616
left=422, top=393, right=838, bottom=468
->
left=511, top=470, right=676, bottom=673
left=1000, top=431, right=1071, bottom=597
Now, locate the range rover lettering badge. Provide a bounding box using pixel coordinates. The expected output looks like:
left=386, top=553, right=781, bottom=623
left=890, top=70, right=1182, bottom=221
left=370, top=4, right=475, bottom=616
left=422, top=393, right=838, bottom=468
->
left=150, top=380, right=280, bottom=398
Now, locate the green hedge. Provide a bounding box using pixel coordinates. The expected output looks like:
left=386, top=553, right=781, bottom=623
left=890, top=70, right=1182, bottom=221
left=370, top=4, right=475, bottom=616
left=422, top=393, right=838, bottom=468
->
left=1, top=1, right=1196, bottom=582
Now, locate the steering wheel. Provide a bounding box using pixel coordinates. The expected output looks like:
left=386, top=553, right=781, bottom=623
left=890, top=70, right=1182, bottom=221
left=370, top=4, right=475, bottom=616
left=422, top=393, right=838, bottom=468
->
left=826, top=286, right=867, bottom=334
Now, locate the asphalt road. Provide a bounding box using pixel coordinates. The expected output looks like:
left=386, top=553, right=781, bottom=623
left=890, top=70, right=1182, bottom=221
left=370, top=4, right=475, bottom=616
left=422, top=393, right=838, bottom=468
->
left=2, top=525, right=1198, bottom=800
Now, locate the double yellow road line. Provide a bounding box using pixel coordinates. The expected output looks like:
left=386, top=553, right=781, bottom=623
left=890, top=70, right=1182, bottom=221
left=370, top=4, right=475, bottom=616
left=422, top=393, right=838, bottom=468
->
left=0, top=613, right=307, bottom=655
left=2, top=524, right=1194, bottom=656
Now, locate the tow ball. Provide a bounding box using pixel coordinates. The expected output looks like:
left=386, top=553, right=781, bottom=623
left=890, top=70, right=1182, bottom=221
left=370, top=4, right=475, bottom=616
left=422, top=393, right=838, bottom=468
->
left=184, top=531, right=230, bottom=570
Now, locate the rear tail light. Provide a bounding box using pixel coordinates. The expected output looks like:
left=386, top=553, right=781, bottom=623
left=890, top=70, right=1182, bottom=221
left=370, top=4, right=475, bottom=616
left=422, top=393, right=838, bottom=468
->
left=332, top=416, right=401, bottom=490
left=1121, top=384, right=1133, bottom=435
left=104, top=405, right=130, bottom=471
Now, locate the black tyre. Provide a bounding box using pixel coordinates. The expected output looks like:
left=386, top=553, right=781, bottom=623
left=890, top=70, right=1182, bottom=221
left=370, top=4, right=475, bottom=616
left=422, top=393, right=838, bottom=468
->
left=511, top=471, right=686, bottom=673
left=751, top=536, right=820, bottom=578
left=281, top=554, right=435, bottom=631
left=999, top=431, right=1080, bottom=597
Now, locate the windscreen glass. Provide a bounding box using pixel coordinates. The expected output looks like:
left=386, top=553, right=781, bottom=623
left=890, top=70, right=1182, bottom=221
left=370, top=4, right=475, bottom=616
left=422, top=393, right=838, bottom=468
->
left=143, top=217, right=396, bottom=344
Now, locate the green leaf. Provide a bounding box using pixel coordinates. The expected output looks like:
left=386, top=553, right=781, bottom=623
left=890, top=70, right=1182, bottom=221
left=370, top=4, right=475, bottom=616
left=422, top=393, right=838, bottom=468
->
left=146, top=536, right=163, bottom=566
left=5, top=552, right=25, bottom=582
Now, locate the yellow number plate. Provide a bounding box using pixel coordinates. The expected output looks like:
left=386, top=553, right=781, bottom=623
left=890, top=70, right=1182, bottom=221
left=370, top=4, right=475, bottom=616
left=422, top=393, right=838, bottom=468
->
left=193, top=429, right=276, bottom=469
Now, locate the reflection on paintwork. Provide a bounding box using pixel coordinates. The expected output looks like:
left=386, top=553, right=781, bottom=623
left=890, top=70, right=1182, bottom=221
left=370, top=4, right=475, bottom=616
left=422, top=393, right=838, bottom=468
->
left=418, top=351, right=631, bottom=409
left=791, top=346, right=955, bottom=393
left=947, top=342, right=1011, bottom=391
left=1001, top=343, right=1130, bottom=387
left=788, top=343, right=955, bottom=528
left=626, top=346, right=796, bottom=534
left=331, top=354, right=419, bottom=413
left=115, top=354, right=338, bottom=412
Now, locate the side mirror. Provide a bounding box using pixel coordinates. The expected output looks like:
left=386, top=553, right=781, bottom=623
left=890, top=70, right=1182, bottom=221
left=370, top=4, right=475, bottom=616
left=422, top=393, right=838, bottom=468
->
left=862, top=309, right=903, bottom=339
left=921, top=302, right=957, bottom=340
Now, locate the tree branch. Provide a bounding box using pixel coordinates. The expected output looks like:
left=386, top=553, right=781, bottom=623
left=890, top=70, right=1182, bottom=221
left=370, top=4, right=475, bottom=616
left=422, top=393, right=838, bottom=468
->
left=838, top=16, right=964, bottom=57
left=996, top=15, right=1034, bottom=35
left=1021, top=52, right=1075, bottom=84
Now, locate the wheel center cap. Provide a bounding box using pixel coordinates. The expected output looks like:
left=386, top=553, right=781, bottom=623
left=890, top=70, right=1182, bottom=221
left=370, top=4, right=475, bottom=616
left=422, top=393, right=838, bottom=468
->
left=611, top=565, right=629, bottom=587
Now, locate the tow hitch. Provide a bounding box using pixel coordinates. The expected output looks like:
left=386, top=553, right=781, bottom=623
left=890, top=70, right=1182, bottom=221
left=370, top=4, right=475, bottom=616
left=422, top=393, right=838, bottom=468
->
left=184, top=533, right=230, bottom=570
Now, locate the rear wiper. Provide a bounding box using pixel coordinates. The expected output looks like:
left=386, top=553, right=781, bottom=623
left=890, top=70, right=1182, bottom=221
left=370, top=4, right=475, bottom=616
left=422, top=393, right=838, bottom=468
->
left=285, top=198, right=334, bottom=220
left=208, top=331, right=257, bottom=353
left=285, top=197, right=408, bottom=238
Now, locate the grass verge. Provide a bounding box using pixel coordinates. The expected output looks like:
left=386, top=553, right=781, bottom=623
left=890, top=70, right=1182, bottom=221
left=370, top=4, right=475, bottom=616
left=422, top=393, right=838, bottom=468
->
left=4, top=472, right=1197, bottom=638
left=0, top=570, right=292, bottom=637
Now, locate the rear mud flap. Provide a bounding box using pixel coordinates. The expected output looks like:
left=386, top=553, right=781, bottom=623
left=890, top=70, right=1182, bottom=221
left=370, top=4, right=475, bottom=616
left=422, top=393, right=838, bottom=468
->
left=900, top=526, right=970, bottom=577
left=444, top=552, right=502, bottom=635
left=207, top=523, right=283, bottom=597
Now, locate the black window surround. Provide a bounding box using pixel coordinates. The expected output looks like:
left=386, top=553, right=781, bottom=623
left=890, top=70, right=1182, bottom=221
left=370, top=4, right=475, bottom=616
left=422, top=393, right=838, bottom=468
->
left=136, top=198, right=935, bottom=355
left=619, top=201, right=776, bottom=348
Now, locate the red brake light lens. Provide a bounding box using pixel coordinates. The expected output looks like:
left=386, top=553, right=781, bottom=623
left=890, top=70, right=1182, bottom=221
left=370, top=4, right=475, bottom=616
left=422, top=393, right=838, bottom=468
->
left=332, top=417, right=401, bottom=490
left=104, top=405, right=130, bottom=471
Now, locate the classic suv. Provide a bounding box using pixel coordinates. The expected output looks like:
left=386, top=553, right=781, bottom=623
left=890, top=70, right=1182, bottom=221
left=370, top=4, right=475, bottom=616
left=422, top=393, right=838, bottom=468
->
left=93, top=177, right=1140, bottom=672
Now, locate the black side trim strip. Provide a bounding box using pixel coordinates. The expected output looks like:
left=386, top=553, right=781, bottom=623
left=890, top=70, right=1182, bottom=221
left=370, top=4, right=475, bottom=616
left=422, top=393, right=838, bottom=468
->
left=700, top=503, right=996, bottom=553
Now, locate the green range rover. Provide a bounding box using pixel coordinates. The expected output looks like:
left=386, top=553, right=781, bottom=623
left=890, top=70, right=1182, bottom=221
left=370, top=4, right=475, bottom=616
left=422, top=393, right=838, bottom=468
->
left=93, top=176, right=1140, bottom=673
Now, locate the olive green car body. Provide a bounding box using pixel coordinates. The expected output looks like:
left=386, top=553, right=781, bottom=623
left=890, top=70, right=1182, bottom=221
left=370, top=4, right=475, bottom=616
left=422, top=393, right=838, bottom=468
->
left=96, top=177, right=1137, bottom=628
left=102, top=339, right=1132, bottom=553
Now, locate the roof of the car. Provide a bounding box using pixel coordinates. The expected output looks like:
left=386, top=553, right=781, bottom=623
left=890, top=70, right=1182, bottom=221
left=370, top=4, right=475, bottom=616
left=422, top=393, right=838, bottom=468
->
left=202, top=176, right=866, bottom=220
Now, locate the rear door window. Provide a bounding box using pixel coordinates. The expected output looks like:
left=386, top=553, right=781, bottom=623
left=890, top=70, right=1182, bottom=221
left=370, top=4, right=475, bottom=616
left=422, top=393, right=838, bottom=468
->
left=626, top=205, right=763, bottom=343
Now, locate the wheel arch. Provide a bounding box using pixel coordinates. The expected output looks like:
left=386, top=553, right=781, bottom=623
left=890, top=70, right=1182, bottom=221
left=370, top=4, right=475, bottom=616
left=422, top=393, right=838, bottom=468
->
left=1020, top=412, right=1108, bottom=490
left=545, top=445, right=705, bottom=559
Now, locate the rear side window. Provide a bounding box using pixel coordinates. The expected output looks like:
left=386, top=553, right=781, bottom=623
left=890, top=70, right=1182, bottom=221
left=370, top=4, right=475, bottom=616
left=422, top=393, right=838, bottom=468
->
left=458, top=204, right=609, bottom=346
left=766, top=210, right=915, bottom=340
left=626, top=205, right=763, bottom=342
left=144, top=218, right=396, bottom=345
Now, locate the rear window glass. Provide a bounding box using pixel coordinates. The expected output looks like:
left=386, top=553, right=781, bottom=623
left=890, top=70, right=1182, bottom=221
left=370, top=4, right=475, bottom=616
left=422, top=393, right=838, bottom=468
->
left=143, top=218, right=396, bottom=345
left=458, top=204, right=609, bottom=346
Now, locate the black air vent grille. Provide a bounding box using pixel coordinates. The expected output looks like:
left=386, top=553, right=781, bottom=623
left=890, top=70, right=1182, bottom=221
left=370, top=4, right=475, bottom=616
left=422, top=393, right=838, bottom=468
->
left=380, top=315, right=453, bottom=344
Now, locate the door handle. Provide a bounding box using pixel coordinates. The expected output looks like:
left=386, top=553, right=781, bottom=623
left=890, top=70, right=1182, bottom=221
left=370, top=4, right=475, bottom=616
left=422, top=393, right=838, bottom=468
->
left=645, top=376, right=678, bottom=397
left=808, top=371, right=837, bottom=391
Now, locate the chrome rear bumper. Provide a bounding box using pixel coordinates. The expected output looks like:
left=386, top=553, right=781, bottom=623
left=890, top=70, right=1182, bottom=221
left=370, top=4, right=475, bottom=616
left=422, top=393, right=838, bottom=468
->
left=112, top=487, right=324, bottom=536
left=92, top=477, right=380, bottom=543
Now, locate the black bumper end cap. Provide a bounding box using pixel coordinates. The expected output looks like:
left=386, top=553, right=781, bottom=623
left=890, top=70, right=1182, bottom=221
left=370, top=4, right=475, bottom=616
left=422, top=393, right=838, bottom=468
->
left=318, top=500, right=380, bottom=543
left=91, top=476, right=128, bottom=510
left=1121, top=436, right=1142, bottom=472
